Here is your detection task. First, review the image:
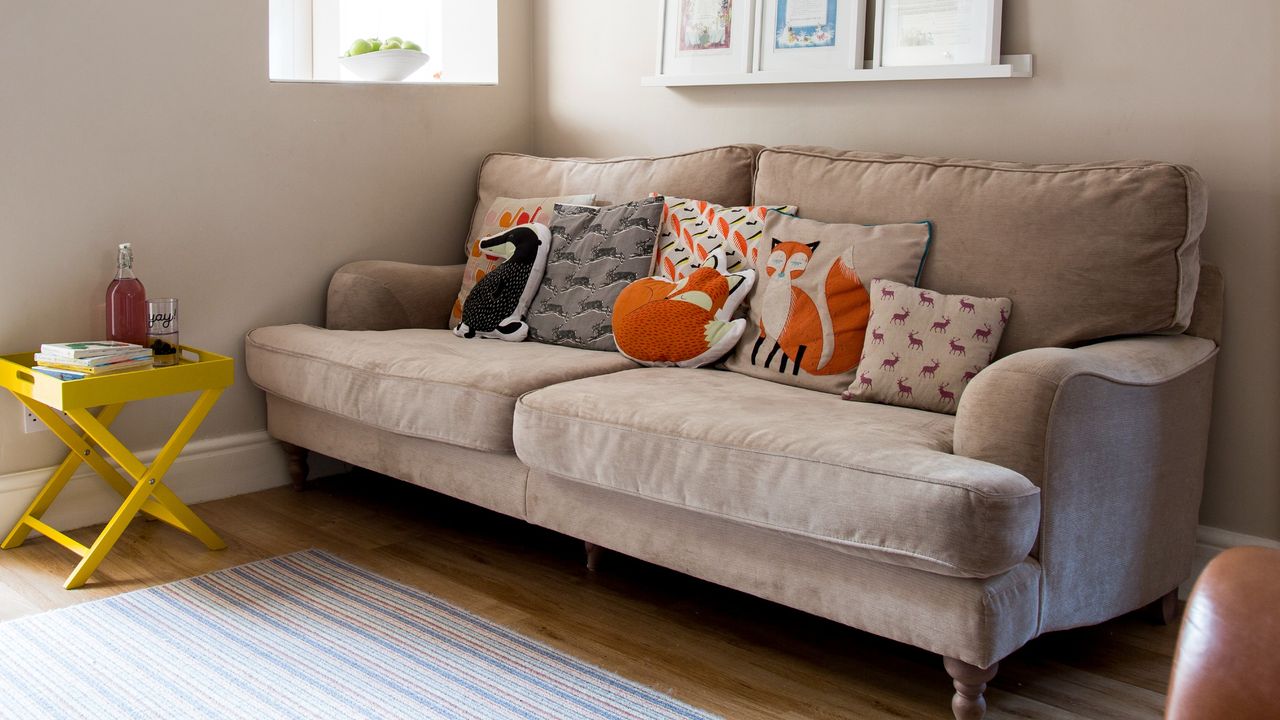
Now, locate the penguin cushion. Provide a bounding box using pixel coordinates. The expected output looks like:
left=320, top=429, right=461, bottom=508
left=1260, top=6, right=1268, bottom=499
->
left=454, top=223, right=551, bottom=342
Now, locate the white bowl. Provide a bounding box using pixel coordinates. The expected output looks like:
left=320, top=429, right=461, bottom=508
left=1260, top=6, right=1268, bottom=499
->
left=337, top=49, right=430, bottom=82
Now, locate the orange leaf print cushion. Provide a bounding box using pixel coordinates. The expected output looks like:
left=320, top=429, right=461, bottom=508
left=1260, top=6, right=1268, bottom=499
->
left=451, top=194, right=594, bottom=329
left=649, top=195, right=797, bottom=281
left=612, top=247, right=755, bottom=368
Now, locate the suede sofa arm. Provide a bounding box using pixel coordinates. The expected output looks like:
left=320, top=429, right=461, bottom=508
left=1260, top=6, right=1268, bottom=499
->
left=953, top=334, right=1218, bottom=634
left=326, top=261, right=464, bottom=331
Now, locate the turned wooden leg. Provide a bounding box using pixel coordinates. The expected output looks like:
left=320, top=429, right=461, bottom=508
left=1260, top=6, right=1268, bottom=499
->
left=584, top=542, right=604, bottom=572
left=1144, top=588, right=1179, bottom=625
left=943, top=656, right=998, bottom=720
left=280, top=441, right=310, bottom=491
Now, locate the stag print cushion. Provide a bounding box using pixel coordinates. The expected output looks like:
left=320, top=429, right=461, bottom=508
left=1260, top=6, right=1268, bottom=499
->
left=526, top=198, right=664, bottom=351
left=451, top=194, right=596, bottom=329
left=724, top=213, right=932, bottom=394
left=612, top=246, right=756, bottom=368
left=650, top=195, right=797, bottom=280
left=844, top=279, right=1012, bottom=414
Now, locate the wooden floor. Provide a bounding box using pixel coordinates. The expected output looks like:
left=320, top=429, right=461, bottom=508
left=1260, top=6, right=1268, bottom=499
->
left=0, top=471, right=1180, bottom=719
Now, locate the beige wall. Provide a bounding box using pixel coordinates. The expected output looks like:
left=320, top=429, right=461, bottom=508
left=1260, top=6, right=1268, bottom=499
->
left=531, top=1, right=1280, bottom=540
left=0, top=1, right=532, bottom=474
left=3, top=0, right=1275, bottom=544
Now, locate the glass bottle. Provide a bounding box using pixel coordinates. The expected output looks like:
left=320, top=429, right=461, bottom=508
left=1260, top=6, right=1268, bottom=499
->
left=106, top=243, right=148, bottom=346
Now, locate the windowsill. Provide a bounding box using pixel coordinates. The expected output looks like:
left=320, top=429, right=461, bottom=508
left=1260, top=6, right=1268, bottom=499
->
left=268, top=78, right=498, bottom=87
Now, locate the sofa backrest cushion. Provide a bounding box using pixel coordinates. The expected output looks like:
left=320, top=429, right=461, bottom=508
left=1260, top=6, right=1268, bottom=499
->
left=753, top=146, right=1208, bottom=354
left=470, top=145, right=761, bottom=243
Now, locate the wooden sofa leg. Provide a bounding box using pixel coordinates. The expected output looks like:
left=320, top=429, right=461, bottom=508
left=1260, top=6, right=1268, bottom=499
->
left=584, top=542, right=604, bottom=572
left=943, top=657, right=998, bottom=720
left=1144, top=588, right=1179, bottom=625
left=280, top=441, right=310, bottom=491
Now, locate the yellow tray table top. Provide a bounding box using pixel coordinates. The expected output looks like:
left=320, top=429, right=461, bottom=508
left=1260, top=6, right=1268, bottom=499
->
left=0, top=346, right=233, bottom=588
left=0, top=346, right=232, bottom=411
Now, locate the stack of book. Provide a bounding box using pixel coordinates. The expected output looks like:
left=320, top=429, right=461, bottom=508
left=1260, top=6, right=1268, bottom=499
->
left=33, top=341, right=154, bottom=380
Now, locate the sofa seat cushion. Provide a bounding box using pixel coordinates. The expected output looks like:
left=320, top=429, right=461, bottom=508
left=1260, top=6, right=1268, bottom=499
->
left=513, top=367, right=1040, bottom=578
left=246, top=325, right=637, bottom=453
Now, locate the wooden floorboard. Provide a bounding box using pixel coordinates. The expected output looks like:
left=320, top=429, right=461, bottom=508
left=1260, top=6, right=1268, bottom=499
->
left=0, top=471, right=1181, bottom=719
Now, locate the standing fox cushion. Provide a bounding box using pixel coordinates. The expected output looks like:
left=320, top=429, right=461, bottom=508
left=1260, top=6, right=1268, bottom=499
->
left=844, top=279, right=1012, bottom=414
left=724, top=213, right=932, bottom=394
left=612, top=247, right=755, bottom=368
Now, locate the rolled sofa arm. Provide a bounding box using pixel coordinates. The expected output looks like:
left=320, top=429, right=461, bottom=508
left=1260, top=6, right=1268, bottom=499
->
left=326, top=261, right=464, bottom=331
left=954, top=335, right=1218, bottom=634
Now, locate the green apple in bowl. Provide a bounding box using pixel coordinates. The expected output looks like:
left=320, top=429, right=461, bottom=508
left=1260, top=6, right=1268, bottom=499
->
left=338, top=38, right=431, bottom=80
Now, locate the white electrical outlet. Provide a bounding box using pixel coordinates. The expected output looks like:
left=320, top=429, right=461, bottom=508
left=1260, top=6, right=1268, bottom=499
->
left=22, top=406, right=71, bottom=434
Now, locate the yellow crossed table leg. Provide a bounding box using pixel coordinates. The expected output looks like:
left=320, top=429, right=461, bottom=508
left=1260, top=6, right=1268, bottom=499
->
left=1, top=388, right=227, bottom=589
left=3, top=400, right=194, bottom=542
left=60, top=388, right=226, bottom=589
left=1, top=403, right=125, bottom=550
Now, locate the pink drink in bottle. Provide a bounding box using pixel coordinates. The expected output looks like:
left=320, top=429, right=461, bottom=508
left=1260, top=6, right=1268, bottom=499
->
left=106, top=243, right=148, bottom=346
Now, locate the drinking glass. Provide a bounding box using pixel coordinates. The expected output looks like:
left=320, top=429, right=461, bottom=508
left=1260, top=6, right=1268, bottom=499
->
left=146, top=298, right=179, bottom=367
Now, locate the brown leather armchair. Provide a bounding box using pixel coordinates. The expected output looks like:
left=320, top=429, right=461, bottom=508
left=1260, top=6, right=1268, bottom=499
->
left=1166, top=546, right=1280, bottom=719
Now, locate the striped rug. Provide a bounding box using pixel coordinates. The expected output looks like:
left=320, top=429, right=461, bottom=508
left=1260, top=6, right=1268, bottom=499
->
left=0, top=550, right=717, bottom=719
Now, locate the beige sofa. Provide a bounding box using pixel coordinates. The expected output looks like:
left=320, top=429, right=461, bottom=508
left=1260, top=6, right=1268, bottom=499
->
left=245, top=145, right=1221, bottom=720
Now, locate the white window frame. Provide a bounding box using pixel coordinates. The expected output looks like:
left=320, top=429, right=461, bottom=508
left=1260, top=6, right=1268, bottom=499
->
left=268, top=0, right=497, bottom=85
left=269, top=0, right=315, bottom=81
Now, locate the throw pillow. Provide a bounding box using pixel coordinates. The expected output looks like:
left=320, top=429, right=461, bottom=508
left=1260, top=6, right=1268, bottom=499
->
left=844, top=279, right=1012, bottom=414
left=451, top=194, right=595, bottom=328
left=724, top=213, right=932, bottom=394
left=453, top=224, right=551, bottom=342
left=612, top=247, right=756, bottom=368
left=526, top=197, right=665, bottom=351
left=652, top=195, right=797, bottom=280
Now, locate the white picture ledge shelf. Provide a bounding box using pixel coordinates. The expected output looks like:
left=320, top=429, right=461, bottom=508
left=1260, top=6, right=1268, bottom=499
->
left=643, top=54, right=1032, bottom=87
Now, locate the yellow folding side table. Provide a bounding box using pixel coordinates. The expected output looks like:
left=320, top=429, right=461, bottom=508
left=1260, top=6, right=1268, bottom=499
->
left=0, top=347, right=232, bottom=588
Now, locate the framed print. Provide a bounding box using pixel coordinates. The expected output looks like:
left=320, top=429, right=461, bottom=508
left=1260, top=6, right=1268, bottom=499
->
left=874, top=0, right=1002, bottom=68
left=756, top=0, right=865, bottom=72
left=679, top=0, right=734, bottom=54
left=657, top=0, right=756, bottom=76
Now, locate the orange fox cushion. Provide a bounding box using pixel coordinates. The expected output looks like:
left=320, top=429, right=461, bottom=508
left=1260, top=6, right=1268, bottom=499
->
left=650, top=195, right=797, bottom=280
left=723, top=213, right=932, bottom=394
left=612, top=248, right=755, bottom=368
left=451, top=194, right=594, bottom=328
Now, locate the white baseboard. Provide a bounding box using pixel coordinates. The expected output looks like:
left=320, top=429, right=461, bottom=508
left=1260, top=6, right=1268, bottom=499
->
left=1184, top=525, right=1280, bottom=597
left=0, top=431, right=317, bottom=536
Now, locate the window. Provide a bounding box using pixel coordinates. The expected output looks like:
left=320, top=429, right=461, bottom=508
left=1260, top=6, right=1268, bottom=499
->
left=269, top=0, right=498, bottom=84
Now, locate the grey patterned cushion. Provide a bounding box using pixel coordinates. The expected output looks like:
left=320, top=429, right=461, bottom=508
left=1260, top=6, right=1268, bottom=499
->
left=527, top=198, right=664, bottom=351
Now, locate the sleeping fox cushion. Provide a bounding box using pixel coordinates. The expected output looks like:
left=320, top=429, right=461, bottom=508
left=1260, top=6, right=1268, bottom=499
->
left=612, top=248, right=755, bottom=368
left=723, top=212, right=932, bottom=394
